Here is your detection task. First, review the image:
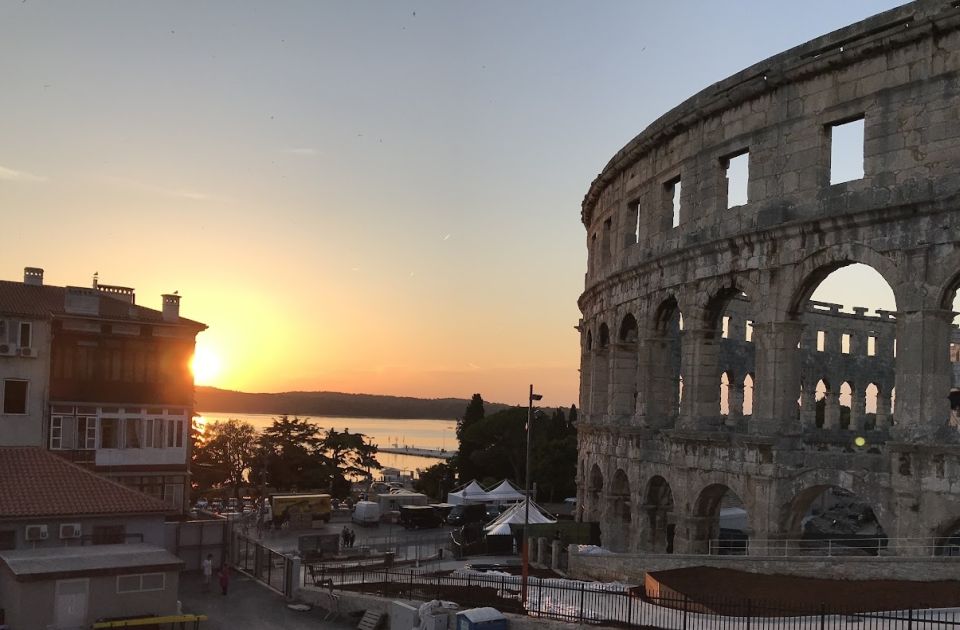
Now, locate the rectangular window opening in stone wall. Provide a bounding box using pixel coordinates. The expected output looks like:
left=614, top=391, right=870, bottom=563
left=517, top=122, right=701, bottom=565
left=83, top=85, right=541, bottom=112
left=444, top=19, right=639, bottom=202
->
left=868, top=335, right=877, bottom=357
left=602, top=217, right=612, bottom=265
left=817, top=330, right=826, bottom=352
left=627, top=199, right=640, bottom=245
left=722, top=149, right=749, bottom=209
left=842, top=333, right=851, bottom=354
left=744, top=320, right=753, bottom=342
left=665, top=176, right=681, bottom=228
left=722, top=315, right=730, bottom=339
left=828, top=116, right=865, bottom=185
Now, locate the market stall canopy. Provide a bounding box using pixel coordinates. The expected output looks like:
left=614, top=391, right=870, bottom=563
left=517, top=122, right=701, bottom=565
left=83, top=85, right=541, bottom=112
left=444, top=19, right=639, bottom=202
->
left=485, top=479, right=526, bottom=502
left=446, top=480, right=489, bottom=505
left=484, top=498, right=556, bottom=536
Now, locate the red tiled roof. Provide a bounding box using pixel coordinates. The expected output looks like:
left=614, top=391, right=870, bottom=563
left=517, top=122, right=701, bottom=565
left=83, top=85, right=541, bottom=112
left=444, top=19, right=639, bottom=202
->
left=0, top=280, right=205, bottom=329
left=0, top=448, right=171, bottom=518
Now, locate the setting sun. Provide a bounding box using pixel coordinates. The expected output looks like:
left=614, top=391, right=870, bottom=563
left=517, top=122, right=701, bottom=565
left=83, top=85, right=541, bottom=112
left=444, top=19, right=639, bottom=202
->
left=191, top=346, right=222, bottom=385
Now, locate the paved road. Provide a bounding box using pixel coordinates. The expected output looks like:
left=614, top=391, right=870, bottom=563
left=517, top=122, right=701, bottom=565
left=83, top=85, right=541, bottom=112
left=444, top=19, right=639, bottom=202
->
left=179, top=571, right=354, bottom=630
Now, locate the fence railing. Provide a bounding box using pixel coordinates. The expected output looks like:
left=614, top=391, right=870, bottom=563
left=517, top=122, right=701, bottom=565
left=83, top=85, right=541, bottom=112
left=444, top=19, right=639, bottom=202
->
left=231, top=533, right=293, bottom=597
left=302, top=566, right=960, bottom=629
left=708, top=536, right=960, bottom=557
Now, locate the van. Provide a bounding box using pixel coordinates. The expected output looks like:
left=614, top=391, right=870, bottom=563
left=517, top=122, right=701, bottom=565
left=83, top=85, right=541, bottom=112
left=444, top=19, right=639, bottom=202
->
left=446, top=503, right=487, bottom=526
left=352, top=500, right=380, bottom=526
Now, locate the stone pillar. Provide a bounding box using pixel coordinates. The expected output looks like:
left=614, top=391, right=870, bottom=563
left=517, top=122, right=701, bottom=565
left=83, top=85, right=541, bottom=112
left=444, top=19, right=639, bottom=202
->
left=609, top=342, right=638, bottom=423
left=800, top=387, right=817, bottom=429
left=875, top=394, right=890, bottom=431
left=850, top=388, right=866, bottom=432
left=638, top=337, right=676, bottom=428
left=589, top=350, right=609, bottom=422
left=537, top=537, right=549, bottom=565
left=752, top=321, right=805, bottom=435
left=727, top=384, right=744, bottom=427
left=678, top=328, right=722, bottom=431
left=579, top=350, right=592, bottom=421
left=892, top=308, right=954, bottom=442
left=551, top=539, right=562, bottom=570
left=823, top=392, right=840, bottom=430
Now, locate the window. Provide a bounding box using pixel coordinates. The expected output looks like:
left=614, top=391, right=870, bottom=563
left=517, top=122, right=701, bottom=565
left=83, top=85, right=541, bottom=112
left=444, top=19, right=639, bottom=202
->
left=124, top=418, right=142, bottom=448
left=3, top=379, right=27, bottom=414
left=868, top=336, right=877, bottom=357
left=100, top=417, right=119, bottom=448
left=77, top=416, right=97, bottom=449
left=722, top=316, right=730, bottom=339
left=829, top=117, right=865, bottom=184
left=841, top=333, right=851, bottom=354
left=744, top=320, right=753, bottom=343
left=145, top=418, right=164, bottom=448
left=628, top=200, right=640, bottom=244
left=723, top=150, right=749, bottom=208
left=92, top=524, right=125, bottom=545
left=50, top=416, right=65, bottom=449
left=117, top=572, right=165, bottom=593
left=0, top=530, right=14, bottom=550
left=817, top=330, right=826, bottom=352
left=18, top=322, right=31, bottom=348
left=666, top=177, right=682, bottom=228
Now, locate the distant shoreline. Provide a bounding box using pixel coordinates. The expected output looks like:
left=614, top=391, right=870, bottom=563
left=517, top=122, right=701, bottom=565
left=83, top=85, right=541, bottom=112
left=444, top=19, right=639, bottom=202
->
left=197, top=410, right=457, bottom=422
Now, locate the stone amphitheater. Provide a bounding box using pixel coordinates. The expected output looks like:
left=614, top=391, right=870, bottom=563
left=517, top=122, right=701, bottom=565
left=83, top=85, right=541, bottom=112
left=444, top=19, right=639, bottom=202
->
left=573, top=0, right=960, bottom=578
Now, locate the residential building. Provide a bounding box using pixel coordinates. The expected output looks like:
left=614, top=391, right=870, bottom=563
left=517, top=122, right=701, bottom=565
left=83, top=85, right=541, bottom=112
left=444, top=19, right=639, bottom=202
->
left=0, top=267, right=207, bottom=511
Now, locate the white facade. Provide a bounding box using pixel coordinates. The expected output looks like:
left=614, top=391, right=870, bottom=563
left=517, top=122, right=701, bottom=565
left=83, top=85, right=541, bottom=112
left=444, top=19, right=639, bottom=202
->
left=0, top=316, right=50, bottom=446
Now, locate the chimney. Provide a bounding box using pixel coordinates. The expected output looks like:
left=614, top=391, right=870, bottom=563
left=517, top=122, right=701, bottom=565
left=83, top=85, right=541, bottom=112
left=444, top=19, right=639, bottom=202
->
left=23, top=267, right=44, bottom=286
left=162, top=294, right=180, bottom=322
left=64, top=287, right=100, bottom=316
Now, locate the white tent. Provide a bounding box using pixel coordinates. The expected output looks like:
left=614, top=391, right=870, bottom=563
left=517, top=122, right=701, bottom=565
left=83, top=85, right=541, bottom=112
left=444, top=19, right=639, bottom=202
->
left=446, top=480, right=489, bottom=505
left=484, top=498, right=556, bottom=536
left=485, top=479, right=526, bottom=503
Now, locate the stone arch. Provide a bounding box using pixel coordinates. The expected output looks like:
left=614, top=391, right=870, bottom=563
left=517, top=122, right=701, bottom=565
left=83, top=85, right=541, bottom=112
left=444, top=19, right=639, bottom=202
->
left=840, top=381, right=855, bottom=430
left=933, top=515, right=960, bottom=556
left=689, top=482, right=750, bottom=555
left=590, top=322, right=611, bottom=419
left=598, top=323, right=610, bottom=348
left=780, top=482, right=891, bottom=556
left=610, top=313, right=640, bottom=418
left=643, top=295, right=683, bottom=424
left=782, top=244, right=903, bottom=318
left=606, top=469, right=632, bottom=552
left=642, top=475, right=675, bottom=553
left=619, top=313, right=638, bottom=342
left=743, top=373, right=754, bottom=417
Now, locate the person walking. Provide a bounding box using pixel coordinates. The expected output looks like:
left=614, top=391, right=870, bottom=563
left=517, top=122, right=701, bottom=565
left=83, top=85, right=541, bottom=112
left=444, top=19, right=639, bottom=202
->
left=218, top=564, right=230, bottom=596
left=342, top=526, right=349, bottom=549
left=201, top=554, right=213, bottom=593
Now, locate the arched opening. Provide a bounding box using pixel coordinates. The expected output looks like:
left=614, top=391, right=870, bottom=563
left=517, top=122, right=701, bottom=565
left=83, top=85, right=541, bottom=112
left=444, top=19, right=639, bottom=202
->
left=607, top=469, right=631, bottom=552
left=865, top=382, right=880, bottom=430
left=580, top=329, right=593, bottom=420
left=691, top=484, right=749, bottom=555
left=643, top=476, right=675, bottom=553
left=590, top=324, right=611, bottom=420
left=587, top=464, right=604, bottom=522
left=783, top=485, right=888, bottom=556
left=796, top=262, right=897, bottom=439
left=839, top=381, right=854, bottom=430
left=646, top=297, right=682, bottom=424
left=719, top=371, right=732, bottom=417
left=934, top=517, right=960, bottom=556
left=814, top=378, right=830, bottom=428
left=743, top=373, right=754, bottom=416
left=710, top=287, right=756, bottom=430
left=611, top=314, right=639, bottom=419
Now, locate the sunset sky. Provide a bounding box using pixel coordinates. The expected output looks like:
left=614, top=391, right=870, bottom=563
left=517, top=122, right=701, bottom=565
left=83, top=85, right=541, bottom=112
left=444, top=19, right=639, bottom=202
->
left=0, top=1, right=908, bottom=406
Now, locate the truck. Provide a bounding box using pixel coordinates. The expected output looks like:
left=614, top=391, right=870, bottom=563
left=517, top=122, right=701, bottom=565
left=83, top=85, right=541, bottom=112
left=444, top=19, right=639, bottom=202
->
left=399, top=505, right=443, bottom=529
left=352, top=500, right=380, bottom=526
left=270, top=493, right=332, bottom=529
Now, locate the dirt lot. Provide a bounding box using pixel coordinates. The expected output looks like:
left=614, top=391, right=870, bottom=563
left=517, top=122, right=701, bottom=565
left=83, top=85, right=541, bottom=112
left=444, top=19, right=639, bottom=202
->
left=647, top=566, right=960, bottom=614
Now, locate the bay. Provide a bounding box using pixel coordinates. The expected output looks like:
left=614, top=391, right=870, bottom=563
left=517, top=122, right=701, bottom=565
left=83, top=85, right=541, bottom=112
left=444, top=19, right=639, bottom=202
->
left=196, top=411, right=457, bottom=476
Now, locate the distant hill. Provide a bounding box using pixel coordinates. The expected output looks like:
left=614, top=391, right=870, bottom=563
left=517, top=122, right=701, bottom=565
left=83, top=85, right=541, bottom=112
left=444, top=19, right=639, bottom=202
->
left=195, top=386, right=513, bottom=420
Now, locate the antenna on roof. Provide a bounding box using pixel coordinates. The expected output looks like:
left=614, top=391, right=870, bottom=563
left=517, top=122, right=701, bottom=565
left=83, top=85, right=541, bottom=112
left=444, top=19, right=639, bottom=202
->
left=92, top=272, right=99, bottom=289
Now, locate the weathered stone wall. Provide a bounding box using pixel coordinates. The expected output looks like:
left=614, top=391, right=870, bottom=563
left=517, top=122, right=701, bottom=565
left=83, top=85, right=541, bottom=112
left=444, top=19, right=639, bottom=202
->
left=576, top=0, right=960, bottom=564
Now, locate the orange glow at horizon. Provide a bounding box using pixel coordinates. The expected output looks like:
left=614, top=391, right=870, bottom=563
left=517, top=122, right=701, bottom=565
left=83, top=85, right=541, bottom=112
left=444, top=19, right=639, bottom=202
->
left=191, top=346, right=222, bottom=386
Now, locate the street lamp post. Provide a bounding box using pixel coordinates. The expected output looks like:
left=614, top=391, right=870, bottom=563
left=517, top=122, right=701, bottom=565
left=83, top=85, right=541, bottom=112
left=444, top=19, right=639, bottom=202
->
left=521, top=384, right=542, bottom=606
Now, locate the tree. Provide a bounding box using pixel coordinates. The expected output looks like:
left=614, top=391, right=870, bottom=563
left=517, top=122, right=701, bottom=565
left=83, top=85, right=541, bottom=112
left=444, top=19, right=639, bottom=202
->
left=193, top=419, right=259, bottom=498
left=414, top=461, right=455, bottom=500
left=252, top=415, right=330, bottom=492
left=455, top=394, right=487, bottom=481
left=322, top=427, right=382, bottom=498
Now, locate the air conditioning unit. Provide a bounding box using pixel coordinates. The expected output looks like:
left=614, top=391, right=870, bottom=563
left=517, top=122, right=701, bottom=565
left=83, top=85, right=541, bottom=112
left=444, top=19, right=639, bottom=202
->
left=59, top=523, right=81, bottom=539
left=18, top=347, right=37, bottom=358
left=25, top=524, right=48, bottom=541
left=0, top=344, right=14, bottom=357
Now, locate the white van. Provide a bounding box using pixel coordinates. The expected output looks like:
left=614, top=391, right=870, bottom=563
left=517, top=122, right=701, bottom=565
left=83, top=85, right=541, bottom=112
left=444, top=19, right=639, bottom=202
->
left=352, top=500, right=380, bottom=526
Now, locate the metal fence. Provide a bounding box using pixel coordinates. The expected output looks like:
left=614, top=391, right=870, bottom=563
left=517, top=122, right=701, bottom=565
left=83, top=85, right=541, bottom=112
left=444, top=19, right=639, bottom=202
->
left=708, top=536, right=960, bottom=557
left=231, top=533, right=293, bottom=597
left=302, top=567, right=960, bottom=629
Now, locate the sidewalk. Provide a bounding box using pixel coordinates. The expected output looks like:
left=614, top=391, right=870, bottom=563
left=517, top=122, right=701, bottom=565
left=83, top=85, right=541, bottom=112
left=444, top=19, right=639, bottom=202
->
left=179, top=571, right=355, bottom=630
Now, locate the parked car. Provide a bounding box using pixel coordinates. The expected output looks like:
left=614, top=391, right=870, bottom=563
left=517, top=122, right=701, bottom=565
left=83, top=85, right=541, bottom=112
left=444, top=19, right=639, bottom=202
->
left=400, top=505, right=443, bottom=529
left=446, top=503, right=487, bottom=526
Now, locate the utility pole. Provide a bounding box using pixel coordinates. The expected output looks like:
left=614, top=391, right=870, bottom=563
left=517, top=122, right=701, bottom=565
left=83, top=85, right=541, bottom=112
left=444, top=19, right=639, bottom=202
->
left=521, top=384, right=542, bottom=606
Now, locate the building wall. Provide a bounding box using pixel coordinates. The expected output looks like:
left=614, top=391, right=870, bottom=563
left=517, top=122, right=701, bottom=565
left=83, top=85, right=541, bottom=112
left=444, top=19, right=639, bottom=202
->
left=0, top=317, right=51, bottom=446
left=0, top=569, right=179, bottom=629
left=0, top=514, right=165, bottom=551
